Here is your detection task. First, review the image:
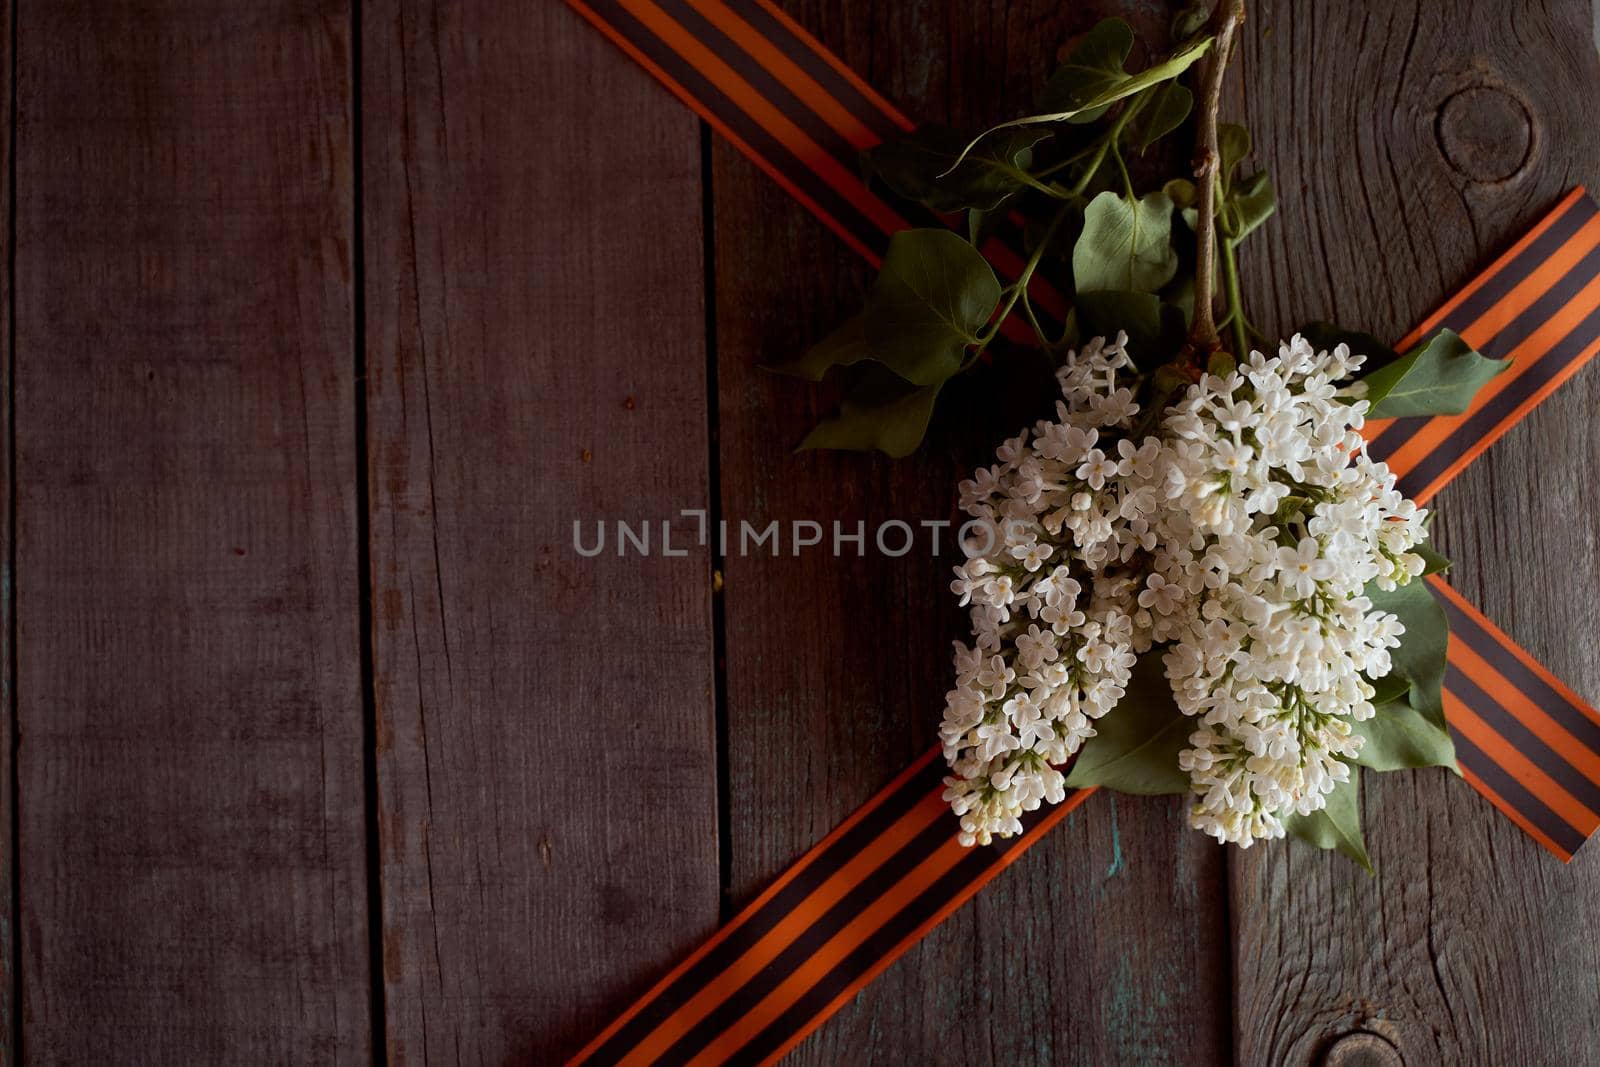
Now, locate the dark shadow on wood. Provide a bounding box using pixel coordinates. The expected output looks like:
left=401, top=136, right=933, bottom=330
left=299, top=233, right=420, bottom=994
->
left=349, top=1, right=391, bottom=1064
left=2, top=0, right=14, bottom=1060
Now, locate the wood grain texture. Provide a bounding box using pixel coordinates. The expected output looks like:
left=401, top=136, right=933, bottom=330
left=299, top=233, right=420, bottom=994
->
left=4, top=2, right=1596, bottom=1064
left=361, top=3, right=720, bottom=1062
left=1230, top=2, right=1600, bottom=1063
left=12, top=1, right=369, bottom=1061
left=712, top=3, right=1229, bottom=1063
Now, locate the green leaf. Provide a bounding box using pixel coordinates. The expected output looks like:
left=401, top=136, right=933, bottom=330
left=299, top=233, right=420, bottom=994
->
left=774, top=312, right=873, bottom=381
left=1064, top=652, right=1192, bottom=795
left=1217, top=122, right=1252, bottom=191
left=797, top=363, right=941, bottom=458
left=868, top=229, right=1002, bottom=384
left=1171, top=2, right=1210, bottom=39
left=967, top=207, right=995, bottom=246
left=1162, top=177, right=1197, bottom=212
left=778, top=229, right=1001, bottom=387
left=1354, top=698, right=1461, bottom=775
left=947, top=35, right=1213, bottom=172
left=1132, top=81, right=1193, bottom=151
left=866, top=125, right=1054, bottom=212
left=1073, top=190, right=1180, bottom=294
left=1039, top=18, right=1134, bottom=124
left=1365, top=577, right=1449, bottom=728
left=1283, top=768, right=1373, bottom=872
left=1367, top=673, right=1410, bottom=706
left=1415, top=539, right=1451, bottom=576
left=1362, top=329, right=1510, bottom=417
left=1223, top=169, right=1275, bottom=242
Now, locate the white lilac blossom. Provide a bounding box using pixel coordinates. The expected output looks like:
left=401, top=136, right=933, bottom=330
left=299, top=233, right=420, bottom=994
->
left=941, top=334, right=1150, bottom=846
left=942, top=333, right=1431, bottom=848
left=1152, top=336, right=1424, bottom=845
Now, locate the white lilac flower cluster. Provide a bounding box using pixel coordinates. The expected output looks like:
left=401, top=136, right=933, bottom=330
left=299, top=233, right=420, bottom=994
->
left=941, top=333, right=1430, bottom=848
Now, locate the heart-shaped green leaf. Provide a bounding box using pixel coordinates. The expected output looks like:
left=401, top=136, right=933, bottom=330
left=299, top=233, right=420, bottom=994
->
left=1074, top=190, right=1180, bottom=294
left=1064, top=652, right=1192, bottom=795
left=775, top=229, right=1001, bottom=387
left=866, top=229, right=1002, bottom=385
left=1362, top=329, right=1510, bottom=417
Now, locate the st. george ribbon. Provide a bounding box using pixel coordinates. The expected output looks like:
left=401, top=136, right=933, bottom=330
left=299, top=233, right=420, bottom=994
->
left=565, top=1, right=1600, bottom=1062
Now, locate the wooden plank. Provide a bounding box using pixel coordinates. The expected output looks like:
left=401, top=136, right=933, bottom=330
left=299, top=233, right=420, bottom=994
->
left=0, top=1, right=12, bottom=1061
left=1231, top=2, right=1600, bottom=1062
left=712, top=3, right=1229, bottom=1061
left=361, top=3, right=719, bottom=1061
left=12, top=2, right=369, bottom=1061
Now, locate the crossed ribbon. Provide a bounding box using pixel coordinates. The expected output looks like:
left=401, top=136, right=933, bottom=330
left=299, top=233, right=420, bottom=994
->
left=565, top=1, right=1600, bottom=1062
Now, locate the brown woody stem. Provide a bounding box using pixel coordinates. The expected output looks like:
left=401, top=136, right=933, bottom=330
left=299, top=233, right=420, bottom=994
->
left=1187, top=0, right=1247, bottom=358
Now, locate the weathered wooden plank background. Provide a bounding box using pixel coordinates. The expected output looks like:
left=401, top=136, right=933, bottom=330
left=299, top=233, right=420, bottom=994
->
left=0, top=1, right=1595, bottom=1064
left=362, top=3, right=718, bottom=1062
left=13, top=3, right=370, bottom=1062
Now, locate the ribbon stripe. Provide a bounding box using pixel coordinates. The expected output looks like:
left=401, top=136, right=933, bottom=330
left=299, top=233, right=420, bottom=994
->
left=568, top=2, right=1600, bottom=1061
left=1367, top=192, right=1600, bottom=498
left=578, top=0, right=1075, bottom=332
left=1448, top=666, right=1600, bottom=825
left=1358, top=190, right=1587, bottom=451
left=1369, top=198, right=1600, bottom=499
left=738, top=789, right=1094, bottom=1067
left=617, top=0, right=912, bottom=238
left=1400, top=188, right=1596, bottom=348
left=1406, top=299, right=1600, bottom=501
left=669, top=0, right=879, bottom=156
left=738, top=0, right=913, bottom=137
left=1474, top=237, right=1600, bottom=360
left=579, top=754, right=945, bottom=1064
left=1452, top=730, right=1585, bottom=859
left=1433, top=578, right=1600, bottom=855
left=681, top=0, right=1077, bottom=331
left=693, top=817, right=968, bottom=1063
left=1435, top=580, right=1600, bottom=750
left=569, top=0, right=897, bottom=261
left=657, top=796, right=955, bottom=1063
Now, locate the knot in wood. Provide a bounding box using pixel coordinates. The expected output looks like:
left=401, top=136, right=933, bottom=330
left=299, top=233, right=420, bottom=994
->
left=1321, top=1031, right=1404, bottom=1067
left=1434, top=84, right=1533, bottom=184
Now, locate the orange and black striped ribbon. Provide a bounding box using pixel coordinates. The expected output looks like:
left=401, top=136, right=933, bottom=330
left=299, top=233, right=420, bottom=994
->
left=564, top=0, right=1069, bottom=332
left=567, top=2, right=1600, bottom=1061
left=1366, top=188, right=1600, bottom=504
left=1433, top=577, right=1600, bottom=860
